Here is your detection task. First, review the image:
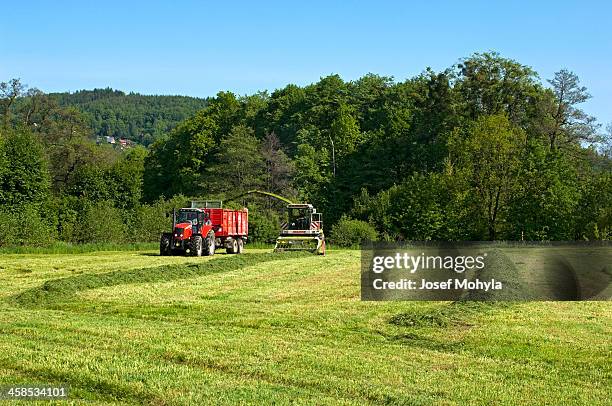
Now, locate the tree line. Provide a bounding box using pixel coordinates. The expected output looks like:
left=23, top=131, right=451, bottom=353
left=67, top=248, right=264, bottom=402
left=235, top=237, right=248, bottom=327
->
left=1, top=52, right=610, bottom=247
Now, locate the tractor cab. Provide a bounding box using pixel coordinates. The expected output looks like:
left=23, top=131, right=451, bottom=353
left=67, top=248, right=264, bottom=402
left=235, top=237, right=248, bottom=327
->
left=176, top=209, right=210, bottom=228
left=173, top=208, right=209, bottom=241
left=176, top=209, right=198, bottom=225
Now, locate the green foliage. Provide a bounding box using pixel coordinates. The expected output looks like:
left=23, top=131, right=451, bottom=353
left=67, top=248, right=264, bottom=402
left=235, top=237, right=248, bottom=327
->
left=294, top=142, right=330, bottom=205
left=507, top=144, right=580, bottom=240
left=208, top=125, right=265, bottom=193
left=386, top=174, right=447, bottom=241
left=449, top=114, right=526, bottom=239
left=55, top=195, right=80, bottom=242
left=0, top=205, right=56, bottom=246
left=129, top=202, right=172, bottom=243
left=0, top=128, right=50, bottom=207
left=68, top=164, right=112, bottom=201
left=248, top=209, right=281, bottom=243
left=455, top=52, right=540, bottom=125
left=143, top=112, right=216, bottom=201
left=73, top=201, right=127, bottom=244
left=110, top=146, right=147, bottom=210
left=329, top=103, right=362, bottom=158
left=0, top=241, right=157, bottom=254
left=330, top=216, right=378, bottom=247
left=351, top=172, right=478, bottom=241
left=574, top=171, right=612, bottom=240
left=261, top=132, right=295, bottom=198
left=351, top=188, right=394, bottom=239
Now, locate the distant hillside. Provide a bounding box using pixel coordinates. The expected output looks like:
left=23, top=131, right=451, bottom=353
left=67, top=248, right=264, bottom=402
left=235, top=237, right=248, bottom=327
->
left=50, top=88, right=209, bottom=145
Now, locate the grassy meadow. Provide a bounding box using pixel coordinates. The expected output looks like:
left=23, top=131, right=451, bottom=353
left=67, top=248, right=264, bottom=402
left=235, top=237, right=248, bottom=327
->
left=0, top=248, right=610, bottom=405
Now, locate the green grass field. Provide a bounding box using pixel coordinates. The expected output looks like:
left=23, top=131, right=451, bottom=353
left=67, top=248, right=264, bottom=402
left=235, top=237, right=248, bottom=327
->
left=0, top=248, right=610, bottom=405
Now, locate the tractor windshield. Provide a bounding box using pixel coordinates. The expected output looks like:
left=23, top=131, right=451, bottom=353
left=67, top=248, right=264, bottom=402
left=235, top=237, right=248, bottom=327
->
left=177, top=210, right=199, bottom=224
left=288, top=208, right=310, bottom=230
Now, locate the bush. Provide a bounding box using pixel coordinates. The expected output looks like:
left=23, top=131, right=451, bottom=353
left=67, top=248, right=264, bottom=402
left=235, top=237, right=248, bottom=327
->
left=56, top=195, right=80, bottom=242
left=130, top=202, right=172, bottom=242
left=248, top=209, right=280, bottom=243
left=330, top=216, right=378, bottom=247
left=73, top=201, right=127, bottom=244
left=0, top=205, right=56, bottom=246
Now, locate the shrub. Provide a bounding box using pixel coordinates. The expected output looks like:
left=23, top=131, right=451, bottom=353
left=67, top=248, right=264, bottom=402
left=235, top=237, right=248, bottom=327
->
left=73, top=201, right=126, bottom=244
left=130, top=202, right=172, bottom=242
left=56, top=195, right=81, bottom=242
left=248, top=209, right=280, bottom=243
left=330, top=216, right=377, bottom=247
left=0, top=205, right=56, bottom=246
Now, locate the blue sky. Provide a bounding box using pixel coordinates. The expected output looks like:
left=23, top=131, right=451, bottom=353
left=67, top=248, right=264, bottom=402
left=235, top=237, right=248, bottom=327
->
left=1, top=0, right=610, bottom=125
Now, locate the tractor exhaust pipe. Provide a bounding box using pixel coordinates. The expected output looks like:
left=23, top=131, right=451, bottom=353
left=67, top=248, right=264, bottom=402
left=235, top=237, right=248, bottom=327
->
left=172, top=208, right=176, bottom=230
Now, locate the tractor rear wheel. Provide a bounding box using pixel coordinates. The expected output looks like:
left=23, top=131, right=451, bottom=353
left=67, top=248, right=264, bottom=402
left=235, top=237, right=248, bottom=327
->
left=203, top=231, right=216, bottom=256
left=160, top=234, right=171, bottom=256
left=237, top=238, right=244, bottom=254
left=191, top=235, right=203, bottom=257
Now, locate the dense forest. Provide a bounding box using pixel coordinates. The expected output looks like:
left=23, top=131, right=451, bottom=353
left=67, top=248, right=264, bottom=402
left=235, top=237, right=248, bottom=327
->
left=1, top=52, right=610, bottom=247
left=48, top=89, right=209, bottom=145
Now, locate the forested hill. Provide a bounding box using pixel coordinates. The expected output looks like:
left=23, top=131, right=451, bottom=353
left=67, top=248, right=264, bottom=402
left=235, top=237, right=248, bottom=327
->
left=49, top=88, right=209, bottom=145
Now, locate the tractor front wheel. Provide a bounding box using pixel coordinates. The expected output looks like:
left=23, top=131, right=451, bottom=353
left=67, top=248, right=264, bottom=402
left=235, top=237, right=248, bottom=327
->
left=160, top=234, right=171, bottom=256
left=203, top=231, right=216, bottom=256
left=191, top=235, right=203, bottom=257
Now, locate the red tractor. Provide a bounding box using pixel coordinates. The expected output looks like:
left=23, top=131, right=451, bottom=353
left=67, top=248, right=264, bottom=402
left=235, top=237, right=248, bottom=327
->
left=160, top=201, right=248, bottom=256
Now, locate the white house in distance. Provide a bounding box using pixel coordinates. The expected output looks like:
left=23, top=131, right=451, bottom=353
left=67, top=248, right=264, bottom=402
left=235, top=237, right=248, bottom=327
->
left=95, top=135, right=134, bottom=149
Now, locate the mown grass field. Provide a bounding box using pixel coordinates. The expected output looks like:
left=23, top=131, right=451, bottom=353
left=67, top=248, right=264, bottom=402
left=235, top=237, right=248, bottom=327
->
left=0, top=248, right=610, bottom=405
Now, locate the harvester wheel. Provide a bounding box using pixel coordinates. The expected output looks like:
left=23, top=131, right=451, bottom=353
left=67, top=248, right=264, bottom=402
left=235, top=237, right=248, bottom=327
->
left=228, top=239, right=238, bottom=254
left=160, top=234, right=171, bottom=256
left=191, top=235, right=203, bottom=257
left=237, top=238, right=244, bottom=254
left=203, top=231, right=216, bottom=256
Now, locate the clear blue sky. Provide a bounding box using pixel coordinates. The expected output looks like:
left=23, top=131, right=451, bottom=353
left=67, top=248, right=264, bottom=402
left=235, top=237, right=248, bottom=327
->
left=1, top=0, right=610, bottom=125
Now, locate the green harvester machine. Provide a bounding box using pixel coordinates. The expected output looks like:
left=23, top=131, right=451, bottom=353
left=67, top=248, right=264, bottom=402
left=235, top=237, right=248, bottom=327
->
left=274, top=203, right=325, bottom=255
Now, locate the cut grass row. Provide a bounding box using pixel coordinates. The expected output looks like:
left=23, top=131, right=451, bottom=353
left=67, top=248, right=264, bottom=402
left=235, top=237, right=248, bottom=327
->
left=0, top=241, right=276, bottom=255
left=0, top=242, right=159, bottom=255
left=12, top=252, right=307, bottom=309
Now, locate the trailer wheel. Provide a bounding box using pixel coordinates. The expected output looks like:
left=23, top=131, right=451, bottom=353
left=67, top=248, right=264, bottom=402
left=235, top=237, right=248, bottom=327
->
left=203, top=231, right=215, bottom=256
left=160, top=234, right=171, bottom=256
left=237, top=238, right=244, bottom=254
left=228, top=238, right=238, bottom=254
left=191, top=235, right=203, bottom=257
